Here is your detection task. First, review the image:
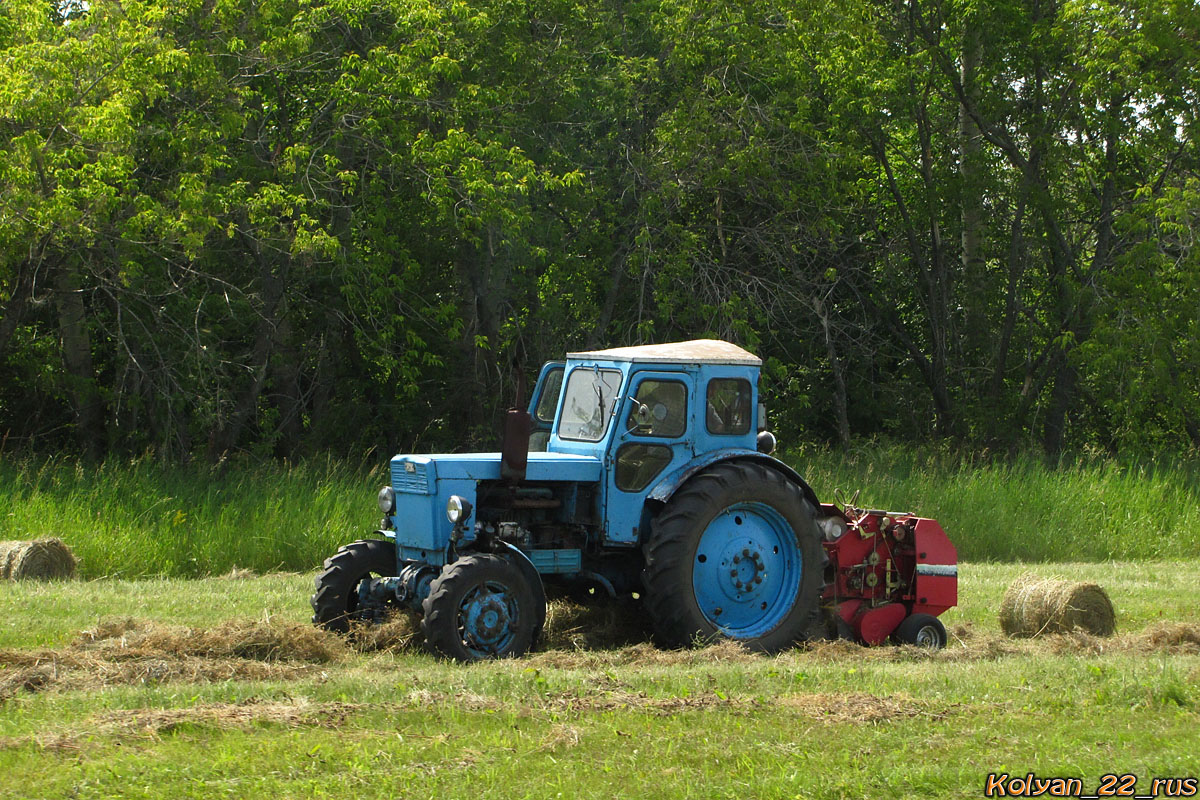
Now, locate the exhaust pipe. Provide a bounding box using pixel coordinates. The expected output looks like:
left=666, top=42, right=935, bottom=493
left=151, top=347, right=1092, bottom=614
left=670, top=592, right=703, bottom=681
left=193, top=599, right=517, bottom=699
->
left=500, top=408, right=531, bottom=483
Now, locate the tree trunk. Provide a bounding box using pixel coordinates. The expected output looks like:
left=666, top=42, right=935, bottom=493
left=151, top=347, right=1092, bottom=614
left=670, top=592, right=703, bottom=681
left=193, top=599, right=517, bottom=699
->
left=991, top=192, right=1026, bottom=401
left=959, top=19, right=986, bottom=363
left=53, top=261, right=105, bottom=460
left=207, top=240, right=285, bottom=461
left=814, top=295, right=851, bottom=447
left=871, top=128, right=956, bottom=436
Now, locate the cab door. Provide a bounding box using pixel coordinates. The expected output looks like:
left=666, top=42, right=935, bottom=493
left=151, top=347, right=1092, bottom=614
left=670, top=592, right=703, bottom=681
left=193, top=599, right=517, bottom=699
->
left=602, top=370, right=695, bottom=545
left=527, top=361, right=564, bottom=451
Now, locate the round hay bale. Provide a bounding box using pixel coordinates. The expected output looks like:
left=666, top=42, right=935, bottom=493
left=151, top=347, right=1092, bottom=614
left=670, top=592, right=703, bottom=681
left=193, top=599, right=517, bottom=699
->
left=0, top=541, right=25, bottom=579
left=999, top=573, right=1115, bottom=638
left=0, top=538, right=77, bottom=581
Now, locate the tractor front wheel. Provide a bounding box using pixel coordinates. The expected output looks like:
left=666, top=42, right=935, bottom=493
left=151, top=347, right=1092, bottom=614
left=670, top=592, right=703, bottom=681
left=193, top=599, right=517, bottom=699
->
left=422, top=553, right=542, bottom=662
left=311, top=539, right=398, bottom=633
left=642, top=461, right=823, bottom=652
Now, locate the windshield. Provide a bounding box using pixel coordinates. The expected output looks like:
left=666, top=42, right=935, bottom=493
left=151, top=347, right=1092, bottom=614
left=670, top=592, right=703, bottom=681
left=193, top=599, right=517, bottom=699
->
left=557, top=368, right=623, bottom=442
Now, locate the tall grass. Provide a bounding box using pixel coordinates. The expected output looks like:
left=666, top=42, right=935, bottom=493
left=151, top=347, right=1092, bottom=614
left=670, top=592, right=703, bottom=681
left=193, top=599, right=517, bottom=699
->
left=0, top=455, right=379, bottom=578
left=789, top=443, right=1200, bottom=562
left=1, top=445, right=1198, bottom=577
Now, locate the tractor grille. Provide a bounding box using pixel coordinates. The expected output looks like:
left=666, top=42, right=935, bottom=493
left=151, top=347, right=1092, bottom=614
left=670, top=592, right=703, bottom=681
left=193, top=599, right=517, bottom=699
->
left=392, top=460, right=431, bottom=494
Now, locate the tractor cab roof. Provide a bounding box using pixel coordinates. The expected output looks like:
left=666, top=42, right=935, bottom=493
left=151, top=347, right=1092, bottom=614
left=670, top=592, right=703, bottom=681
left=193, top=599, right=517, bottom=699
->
left=567, top=339, right=761, bottom=366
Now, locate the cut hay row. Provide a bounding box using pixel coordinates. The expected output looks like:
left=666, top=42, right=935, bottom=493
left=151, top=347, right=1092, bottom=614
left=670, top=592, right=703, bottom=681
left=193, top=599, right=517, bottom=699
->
left=0, top=700, right=365, bottom=752
left=2, top=612, right=1197, bottom=703
left=0, top=538, right=76, bottom=581
left=0, top=689, right=945, bottom=753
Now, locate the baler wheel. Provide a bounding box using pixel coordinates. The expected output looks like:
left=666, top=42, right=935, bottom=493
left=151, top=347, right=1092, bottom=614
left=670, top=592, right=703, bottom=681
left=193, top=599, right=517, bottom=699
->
left=641, top=461, right=823, bottom=652
left=311, top=538, right=398, bottom=633
left=422, top=553, right=542, bottom=662
left=893, top=613, right=947, bottom=649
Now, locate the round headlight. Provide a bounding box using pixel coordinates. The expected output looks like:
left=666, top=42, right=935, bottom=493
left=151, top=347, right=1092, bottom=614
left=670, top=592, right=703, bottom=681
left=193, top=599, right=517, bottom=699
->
left=377, top=486, right=396, bottom=514
left=446, top=495, right=473, bottom=524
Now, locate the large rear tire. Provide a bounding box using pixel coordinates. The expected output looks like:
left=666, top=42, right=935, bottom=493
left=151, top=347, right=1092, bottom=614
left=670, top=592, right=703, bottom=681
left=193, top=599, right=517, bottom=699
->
left=642, top=461, right=822, bottom=651
left=422, top=553, right=542, bottom=662
left=311, top=539, right=397, bottom=633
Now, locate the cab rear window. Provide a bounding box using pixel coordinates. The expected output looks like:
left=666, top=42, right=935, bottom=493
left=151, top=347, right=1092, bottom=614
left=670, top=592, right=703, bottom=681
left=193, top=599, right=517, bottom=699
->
left=706, top=378, right=751, bottom=435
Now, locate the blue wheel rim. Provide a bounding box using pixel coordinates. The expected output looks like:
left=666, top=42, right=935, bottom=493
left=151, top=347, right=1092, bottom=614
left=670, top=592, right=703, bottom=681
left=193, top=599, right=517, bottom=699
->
left=457, top=579, right=519, bottom=658
left=691, top=501, right=801, bottom=638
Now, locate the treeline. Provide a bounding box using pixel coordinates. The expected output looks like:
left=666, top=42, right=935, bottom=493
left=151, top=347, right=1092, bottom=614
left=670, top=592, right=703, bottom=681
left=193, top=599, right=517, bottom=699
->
left=1, top=0, right=1197, bottom=461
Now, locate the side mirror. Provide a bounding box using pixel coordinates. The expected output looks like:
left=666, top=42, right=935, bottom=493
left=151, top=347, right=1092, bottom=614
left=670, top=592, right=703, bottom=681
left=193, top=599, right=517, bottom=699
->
left=757, top=403, right=767, bottom=432
left=635, top=402, right=652, bottom=427
left=628, top=402, right=653, bottom=433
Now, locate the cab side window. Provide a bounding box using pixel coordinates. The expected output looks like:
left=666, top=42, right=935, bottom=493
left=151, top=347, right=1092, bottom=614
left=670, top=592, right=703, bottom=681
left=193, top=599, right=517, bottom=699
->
left=706, top=378, right=751, bottom=435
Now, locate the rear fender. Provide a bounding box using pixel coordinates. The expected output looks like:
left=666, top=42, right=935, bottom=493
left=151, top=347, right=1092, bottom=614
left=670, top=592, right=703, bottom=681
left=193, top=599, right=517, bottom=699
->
left=646, top=450, right=820, bottom=512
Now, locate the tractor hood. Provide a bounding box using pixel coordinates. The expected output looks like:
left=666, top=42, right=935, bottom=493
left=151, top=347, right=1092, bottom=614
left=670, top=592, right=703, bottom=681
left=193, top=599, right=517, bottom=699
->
left=386, top=451, right=603, bottom=564
left=391, top=451, right=602, bottom=489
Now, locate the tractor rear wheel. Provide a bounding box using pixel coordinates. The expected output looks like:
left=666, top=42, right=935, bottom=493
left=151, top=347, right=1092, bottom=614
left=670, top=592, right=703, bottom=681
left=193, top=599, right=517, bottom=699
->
left=311, top=539, right=398, bottom=633
left=642, top=461, right=823, bottom=652
left=422, top=553, right=542, bottom=662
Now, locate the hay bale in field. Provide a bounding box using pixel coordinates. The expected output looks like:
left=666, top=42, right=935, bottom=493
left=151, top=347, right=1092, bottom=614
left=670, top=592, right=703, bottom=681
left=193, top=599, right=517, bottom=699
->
left=0, top=539, right=77, bottom=581
left=999, top=574, right=1115, bottom=638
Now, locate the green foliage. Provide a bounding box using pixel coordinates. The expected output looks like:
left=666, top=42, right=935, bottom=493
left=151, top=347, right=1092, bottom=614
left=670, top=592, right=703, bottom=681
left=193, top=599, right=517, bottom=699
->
left=0, top=0, right=1198, bottom=458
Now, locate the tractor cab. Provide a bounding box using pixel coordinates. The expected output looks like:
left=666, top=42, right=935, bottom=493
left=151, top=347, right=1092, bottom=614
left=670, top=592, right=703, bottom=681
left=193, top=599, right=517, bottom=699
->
left=311, top=340, right=957, bottom=661
left=541, top=340, right=777, bottom=546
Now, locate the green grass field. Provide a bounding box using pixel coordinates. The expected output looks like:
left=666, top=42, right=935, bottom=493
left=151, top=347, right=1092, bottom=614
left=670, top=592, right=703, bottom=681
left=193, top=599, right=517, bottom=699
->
left=1, top=452, right=1198, bottom=798
left=0, top=563, right=1197, bottom=799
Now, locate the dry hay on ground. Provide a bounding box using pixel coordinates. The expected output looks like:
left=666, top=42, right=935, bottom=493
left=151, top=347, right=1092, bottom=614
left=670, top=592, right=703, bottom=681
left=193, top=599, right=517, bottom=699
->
left=348, top=615, right=422, bottom=652
left=0, top=618, right=348, bottom=701
left=1140, top=621, right=1200, bottom=652
left=0, top=698, right=363, bottom=751
left=526, top=639, right=756, bottom=670
left=778, top=691, right=948, bottom=723
left=540, top=599, right=653, bottom=651
left=72, top=617, right=346, bottom=662
left=0, top=539, right=76, bottom=581
left=401, top=685, right=946, bottom=723
left=999, top=574, right=1116, bottom=637
left=0, top=606, right=1195, bottom=706
left=93, top=698, right=362, bottom=736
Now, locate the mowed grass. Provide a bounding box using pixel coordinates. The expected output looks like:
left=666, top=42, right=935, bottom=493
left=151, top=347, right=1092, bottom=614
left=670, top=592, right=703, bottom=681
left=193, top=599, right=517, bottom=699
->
left=0, top=562, right=1197, bottom=799
left=2, top=447, right=1199, bottom=577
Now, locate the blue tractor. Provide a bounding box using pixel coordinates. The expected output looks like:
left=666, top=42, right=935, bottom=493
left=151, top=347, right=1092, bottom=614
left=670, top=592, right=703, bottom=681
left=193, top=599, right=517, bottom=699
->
left=312, top=340, right=830, bottom=661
